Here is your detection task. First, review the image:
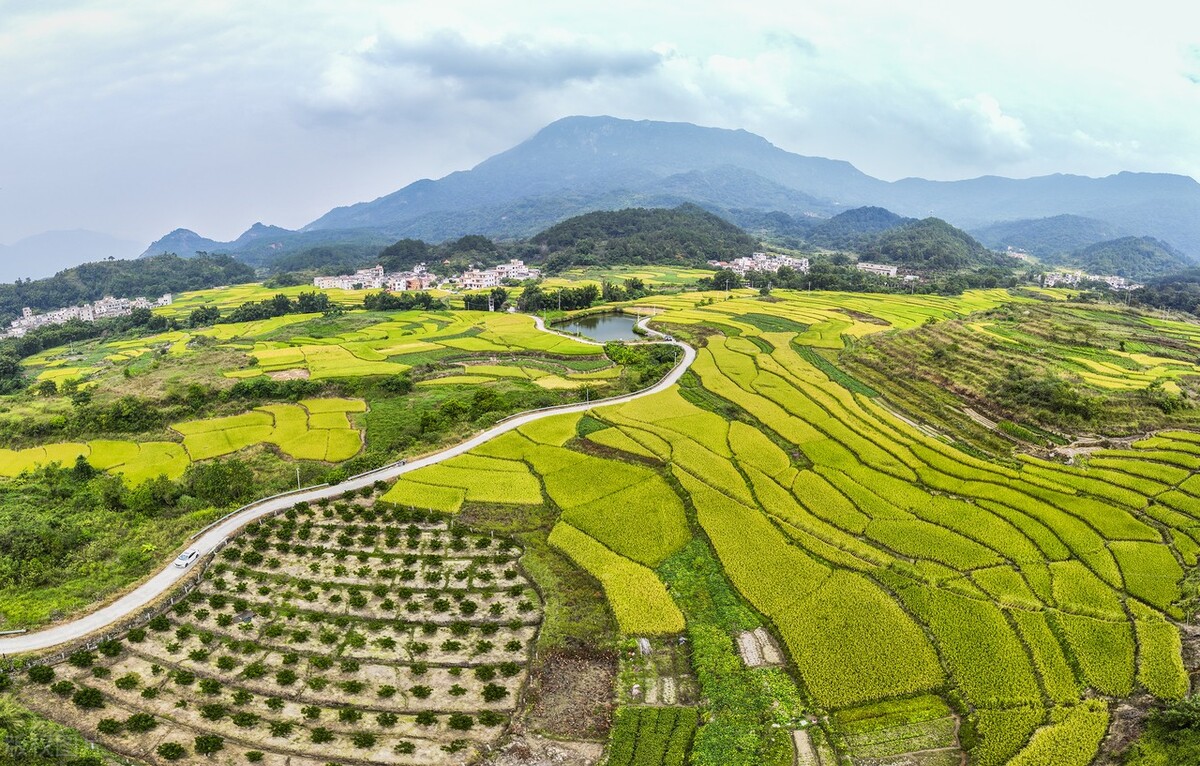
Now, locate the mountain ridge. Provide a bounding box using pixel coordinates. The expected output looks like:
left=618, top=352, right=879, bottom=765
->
left=136, top=115, right=1200, bottom=264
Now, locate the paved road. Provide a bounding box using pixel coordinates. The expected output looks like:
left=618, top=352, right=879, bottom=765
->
left=0, top=315, right=691, bottom=655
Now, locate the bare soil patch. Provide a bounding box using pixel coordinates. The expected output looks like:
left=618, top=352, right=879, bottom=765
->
left=525, top=648, right=617, bottom=740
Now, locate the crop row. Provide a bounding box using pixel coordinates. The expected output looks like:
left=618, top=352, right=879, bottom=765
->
left=605, top=706, right=699, bottom=766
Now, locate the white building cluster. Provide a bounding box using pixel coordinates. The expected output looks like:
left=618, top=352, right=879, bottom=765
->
left=4, top=294, right=173, bottom=338
left=313, top=264, right=439, bottom=292
left=456, top=260, right=541, bottom=291
left=1042, top=272, right=1142, bottom=291
left=709, top=252, right=810, bottom=276
left=856, top=262, right=899, bottom=278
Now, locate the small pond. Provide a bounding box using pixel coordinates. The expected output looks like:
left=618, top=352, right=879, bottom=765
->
left=553, top=313, right=640, bottom=342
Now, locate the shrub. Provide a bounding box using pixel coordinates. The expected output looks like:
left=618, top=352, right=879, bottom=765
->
left=474, top=665, right=496, bottom=682
left=97, top=639, right=123, bottom=657
left=173, top=670, right=195, bottom=686
left=499, top=661, right=521, bottom=677
left=448, top=713, right=474, bottom=731
left=479, top=710, right=505, bottom=726
left=246, top=752, right=264, bottom=764
left=140, top=687, right=159, bottom=700
left=275, top=669, right=298, bottom=686
left=409, top=685, right=432, bottom=699
left=27, top=665, right=55, bottom=684
left=148, top=615, right=171, bottom=632
left=71, top=686, right=104, bottom=709
left=194, top=734, right=224, bottom=756
left=415, top=711, right=438, bottom=726
left=200, top=704, right=228, bottom=721
left=269, top=720, right=294, bottom=737
left=68, top=651, right=95, bottom=668
left=482, top=683, right=509, bottom=702
left=265, top=696, right=284, bottom=711
left=352, top=732, right=377, bottom=748
left=231, top=689, right=253, bottom=705
left=127, top=627, right=146, bottom=643
left=96, top=718, right=123, bottom=735
left=394, top=740, right=416, bottom=754
left=125, top=713, right=157, bottom=733
left=114, top=673, right=140, bottom=691
left=310, top=727, right=335, bottom=744
left=302, top=705, right=322, bottom=720
left=377, top=684, right=397, bottom=698
left=377, top=711, right=399, bottom=727
left=231, top=712, right=258, bottom=728
left=156, top=743, right=187, bottom=761
left=338, top=708, right=362, bottom=724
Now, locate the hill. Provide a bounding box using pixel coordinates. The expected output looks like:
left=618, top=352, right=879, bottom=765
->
left=806, top=206, right=915, bottom=250
left=970, top=214, right=1124, bottom=256
left=531, top=204, right=756, bottom=271
left=1045, top=236, right=1193, bottom=279
left=857, top=218, right=1010, bottom=271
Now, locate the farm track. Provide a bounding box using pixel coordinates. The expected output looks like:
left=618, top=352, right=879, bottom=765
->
left=0, top=317, right=694, bottom=655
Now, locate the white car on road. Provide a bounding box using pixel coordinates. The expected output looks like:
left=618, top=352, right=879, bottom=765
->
left=173, top=549, right=200, bottom=568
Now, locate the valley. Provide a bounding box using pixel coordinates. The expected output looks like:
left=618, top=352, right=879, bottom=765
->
left=3, top=276, right=1200, bottom=766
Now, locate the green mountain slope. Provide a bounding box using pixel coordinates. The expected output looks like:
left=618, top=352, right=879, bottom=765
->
left=531, top=204, right=756, bottom=270
left=1047, top=236, right=1192, bottom=279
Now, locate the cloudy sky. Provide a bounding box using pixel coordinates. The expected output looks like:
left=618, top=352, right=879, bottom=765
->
left=1, top=0, right=1198, bottom=247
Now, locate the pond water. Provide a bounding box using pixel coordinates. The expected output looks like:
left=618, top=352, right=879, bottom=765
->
left=553, top=313, right=640, bottom=342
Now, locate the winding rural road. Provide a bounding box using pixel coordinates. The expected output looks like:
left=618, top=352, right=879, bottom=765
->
left=1, top=314, right=692, bottom=656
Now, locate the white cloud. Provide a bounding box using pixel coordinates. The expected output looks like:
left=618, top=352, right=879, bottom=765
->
left=1, top=0, right=1199, bottom=244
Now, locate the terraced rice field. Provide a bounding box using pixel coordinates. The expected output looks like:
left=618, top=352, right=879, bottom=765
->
left=373, top=289, right=1198, bottom=766
left=22, top=307, right=600, bottom=388
left=0, top=398, right=366, bottom=482
left=16, top=491, right=541, bottom=765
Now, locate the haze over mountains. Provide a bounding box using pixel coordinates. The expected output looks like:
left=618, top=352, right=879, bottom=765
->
left=0, top=230, right=139, bottom=283
left=39, top=115, right=1200, bottom=272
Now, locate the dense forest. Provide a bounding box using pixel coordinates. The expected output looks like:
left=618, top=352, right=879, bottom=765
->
left=1042, top=236, right=1193, bottom=279
left=0, top=254, right=254, bottom=325
left=856, top=218, right=1013, bottom=272
left=530, top=204, right=756, bottom=271
left=1129, top=270, right=1200, bottom=314
left=805, top=206, right=915, bottom=250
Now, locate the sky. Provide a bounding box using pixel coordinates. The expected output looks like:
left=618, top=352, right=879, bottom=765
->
left=1, top=0, right=1199, bottom=248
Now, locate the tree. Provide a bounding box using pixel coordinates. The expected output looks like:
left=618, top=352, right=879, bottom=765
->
left=37, top=379, right=57, bottom=396
left=72, top=455, right=96, bottom=482
left=378, top=238, right=430, bottom=272
left=188, top=305, right=221, bottom=327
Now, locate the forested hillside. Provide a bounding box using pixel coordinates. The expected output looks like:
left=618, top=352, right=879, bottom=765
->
left=0, top=254, right=255, bottom=325
left=856, top=218, right=1012, bottom=271
left=1045, top=236, right=1192, bottom=279
left=971, top=214, right=1123, bottom=256
left=531, top=204, right=756, bottom=271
